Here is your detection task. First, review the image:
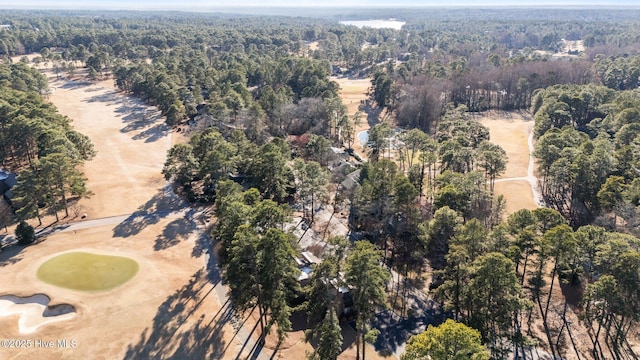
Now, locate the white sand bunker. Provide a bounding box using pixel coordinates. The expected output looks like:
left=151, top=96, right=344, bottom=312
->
left=0, top=294, right=76, bottom=334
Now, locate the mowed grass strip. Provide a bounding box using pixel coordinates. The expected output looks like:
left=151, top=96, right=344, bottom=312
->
left=37, top=252, right=139, bottom=291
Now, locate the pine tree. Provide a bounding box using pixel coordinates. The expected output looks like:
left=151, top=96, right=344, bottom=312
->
left=305, top=258, right=344, bottom=359
left=346, top=241, right=390, bottom=360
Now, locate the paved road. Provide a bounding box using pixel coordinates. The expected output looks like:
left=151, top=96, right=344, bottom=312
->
left=1, top=212, right=167, bottom=246
left=50, top=214, right=131, bottom=232
left=203, top=241, right=270, bottom=360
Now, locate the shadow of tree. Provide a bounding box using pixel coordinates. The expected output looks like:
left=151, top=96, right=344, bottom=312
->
left=0, top=240, right=24, bottom=267
left=120, top=112, right=159, bottom=133
left=152, top=207, right=211, bottom=256
left=35, top=223, right=70, bottom=237
left=133, top=123, right=170, bottom=143
left=289, top=310, right=308, bottom=332
left=85, top=92, right=120, bottom=104
left=115, top=103, right=149, bottom=115
left=168, top=309, right=232, bottom=359
left=113, top=190, right=185, bottom=238
left=110, top=99, right=168, bottom=143
left=123, top=269, right=229, bottom=360
left=232, top=312, right=264, bottom=360
left=60, top=80, right=92, bottom=90
left=325, top=320, right=367, bottom=353
left=204, top=246, right=222, bottom=286
left=83, top=86, right=105, bottom=93
left=371, top=304, right=446, bottom=356
left=360, top=102, right=381, bottom=129
left=0, top=226, right=57, bottom=267
left=191, top=230, right=212, bottom=259
left=282, top=311, right=374, bottom=359
left=112, top=211, right=162, bottom=238
left=117, top=99, right=161, bottom=123
left=154, top=218, right=192, bottom=251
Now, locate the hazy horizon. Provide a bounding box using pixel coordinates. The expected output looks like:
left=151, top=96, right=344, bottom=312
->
left=1, top=0, right=639, bottom=10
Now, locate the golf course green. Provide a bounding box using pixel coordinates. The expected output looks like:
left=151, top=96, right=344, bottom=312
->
left=37, top=252, right=139, bottom=291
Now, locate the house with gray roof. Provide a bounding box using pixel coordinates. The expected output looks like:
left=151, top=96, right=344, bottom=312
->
left=0, top=169, right=17, bottom=205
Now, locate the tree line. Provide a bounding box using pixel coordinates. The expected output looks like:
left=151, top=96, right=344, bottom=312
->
left=532, top=83, right=640, bottom=228
left=0, top=61, right=94, bottom=226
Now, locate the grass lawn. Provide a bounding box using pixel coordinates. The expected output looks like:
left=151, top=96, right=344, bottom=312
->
left=37, top=252, right=139, bottom=291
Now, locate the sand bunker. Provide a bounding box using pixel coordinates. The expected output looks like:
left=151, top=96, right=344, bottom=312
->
left=0, top=294, right=76, bottom=334
left=37, top=252, right=139, bottom=291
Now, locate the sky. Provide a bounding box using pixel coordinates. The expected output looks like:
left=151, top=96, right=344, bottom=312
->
left=1, top=0, right=639, bottom=10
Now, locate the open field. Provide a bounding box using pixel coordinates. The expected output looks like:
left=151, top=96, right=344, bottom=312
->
left=493, top=180, right=538, bottom=214
left=0, top=218, right=236, bottom=359
left=477, top=111, right=532, bottom=179
left=335, top=77, right=371, bottom=118
left=562, top=39, right=585, bottom=53
left=307, top=41, right=320, bottom=52
left=534, top=39, right=585, bottom=59
left=49, top=77, right=172, bottom=218
left=478, top=111, right=541, bottom=214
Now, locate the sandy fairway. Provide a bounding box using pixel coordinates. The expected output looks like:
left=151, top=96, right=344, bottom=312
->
left=477, top=111, right=542, bottom=214
left=477, top=111, right=532, bottom=179
left=335, top=77, right=371, bottom=118
left=332, top=80, right=540, bottom=215
left=493, top=180, right=538, bottom=214
left=48, top=78, right=171, bottom=218
left=0, top=218, right=235, bottom=360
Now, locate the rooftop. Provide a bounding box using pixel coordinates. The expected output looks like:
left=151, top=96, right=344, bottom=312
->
left=0, top=170, right=16, bottom=187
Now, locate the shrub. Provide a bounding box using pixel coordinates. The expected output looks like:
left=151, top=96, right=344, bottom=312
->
left=15, top=221, right=36, bottom=245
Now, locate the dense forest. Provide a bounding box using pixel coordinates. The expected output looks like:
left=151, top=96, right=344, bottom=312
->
left=2, top=7, right=640, bottom=359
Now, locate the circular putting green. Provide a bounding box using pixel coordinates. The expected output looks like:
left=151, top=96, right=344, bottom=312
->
left=37, top=252, right=139, bottom=291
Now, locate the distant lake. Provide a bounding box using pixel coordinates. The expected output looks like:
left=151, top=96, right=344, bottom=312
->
left=339, top=19, right=405, bottom=30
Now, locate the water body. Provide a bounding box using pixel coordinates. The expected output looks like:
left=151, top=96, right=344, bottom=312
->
left=357, top=128, right=403, bottom=146
left=357, top=130, right=369, bottom=145
left=339, top=19, right=405, bottom=30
